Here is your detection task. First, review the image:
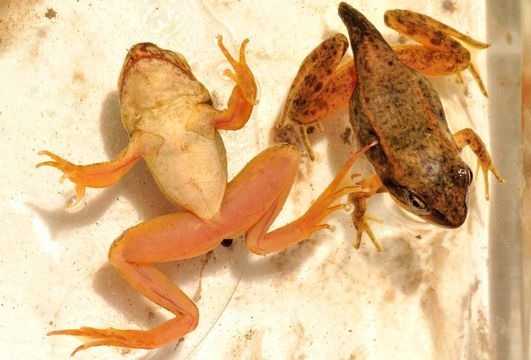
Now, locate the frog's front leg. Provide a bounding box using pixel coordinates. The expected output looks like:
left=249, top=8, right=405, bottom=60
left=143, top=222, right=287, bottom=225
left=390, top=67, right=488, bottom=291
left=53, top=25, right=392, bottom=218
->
left=453, top=128, right=505, bottom=199
left=48, top=144, right=370, bottom=354
left=348, top=175, right=386, bottom=251
left=37, top=131, right=162, bottom=208
left=210, top=36, right=258, bottom=131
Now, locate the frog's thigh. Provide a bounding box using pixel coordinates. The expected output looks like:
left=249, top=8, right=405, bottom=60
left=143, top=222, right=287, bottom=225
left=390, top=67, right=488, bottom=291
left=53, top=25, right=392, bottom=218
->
left=384, top=10, right=485, bottom=51
left=280, top=34, right=355, bottom=159
left=385, top=10, right=489, bottom=49
left=384, top=10, right=489, bottom=96
left=48, top=210, right=217, bottom=352
left=98, top=148, right=302, bottom=348
left=101, top=212, right=221, bottom=348
left=392, top=45, right=469, bottom=77
left=384, top=11, right=469, bottom=76
left=244, top=144, right=371, bottom=255
left=283, top=34, right=354, bottom=126
left=287, top=59, right=356, bottom=125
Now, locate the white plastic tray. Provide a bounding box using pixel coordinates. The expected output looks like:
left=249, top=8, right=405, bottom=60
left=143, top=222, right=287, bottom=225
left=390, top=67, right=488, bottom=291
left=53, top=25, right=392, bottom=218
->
left=0, top=1, right=524, bottom=359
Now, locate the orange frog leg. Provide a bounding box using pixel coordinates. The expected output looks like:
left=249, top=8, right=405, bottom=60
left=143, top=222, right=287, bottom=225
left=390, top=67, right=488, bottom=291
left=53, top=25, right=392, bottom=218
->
left=48, top=144, right=371, bottom=355
left=453, top=128, right=504, bottom=200
left=279, top=12, right=489, bottom=159
left=348, top=174, right=386, bottom=251
left=37, top=131, right=162, bottom=208
left=211, top=36, right=258, bottom=131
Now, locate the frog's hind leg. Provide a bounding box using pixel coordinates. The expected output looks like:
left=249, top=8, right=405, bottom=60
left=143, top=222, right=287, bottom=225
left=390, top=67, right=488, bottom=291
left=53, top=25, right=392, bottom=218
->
left=453, top=128, right=504, bottom=200
left=47, top=209, right=220, bottom=354
left=48, top=263, right=199, bottom=355
left=278, top=33, right=356, bottom=160
left=47, top=143, right=370, bottom=354
left=245, top=143, right=372, bottom=255
left=385, top=9, right=489, bottom=96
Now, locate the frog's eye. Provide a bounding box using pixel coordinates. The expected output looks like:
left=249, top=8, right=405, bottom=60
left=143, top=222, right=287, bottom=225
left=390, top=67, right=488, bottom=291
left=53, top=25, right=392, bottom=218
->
left=457, top=167, right=473, bottom=185
left=407, top=192, right=427, bottom=212
left=467, top=169, right=474, bottom=185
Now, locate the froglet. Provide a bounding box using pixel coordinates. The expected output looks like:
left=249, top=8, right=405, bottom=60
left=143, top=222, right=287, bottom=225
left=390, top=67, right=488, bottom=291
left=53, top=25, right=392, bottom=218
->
left=37, top=36, right=369, bottom=353
left=278, top=4, right=503, bottom=250
left=339, top=3, right=502, bottom=250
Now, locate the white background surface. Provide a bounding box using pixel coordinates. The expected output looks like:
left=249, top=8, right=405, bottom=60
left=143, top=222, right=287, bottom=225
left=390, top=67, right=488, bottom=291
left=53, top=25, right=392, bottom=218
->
left=0, top=1, right=522, bottom=359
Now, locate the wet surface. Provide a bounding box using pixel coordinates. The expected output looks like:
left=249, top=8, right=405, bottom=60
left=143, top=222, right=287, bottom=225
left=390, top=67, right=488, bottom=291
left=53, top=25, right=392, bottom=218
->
left=0, top=1, right=523, bottom=359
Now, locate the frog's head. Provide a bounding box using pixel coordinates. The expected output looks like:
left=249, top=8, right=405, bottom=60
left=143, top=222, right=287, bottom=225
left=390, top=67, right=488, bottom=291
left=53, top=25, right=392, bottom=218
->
left=384, top=161, right=473, bottom=228
left=118, top=43, right=208, bottom=133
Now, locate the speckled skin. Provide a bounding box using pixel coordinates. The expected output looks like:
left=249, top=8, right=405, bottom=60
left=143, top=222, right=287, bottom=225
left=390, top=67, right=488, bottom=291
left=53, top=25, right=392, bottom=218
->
left=338, top=3, right=472, bottom=227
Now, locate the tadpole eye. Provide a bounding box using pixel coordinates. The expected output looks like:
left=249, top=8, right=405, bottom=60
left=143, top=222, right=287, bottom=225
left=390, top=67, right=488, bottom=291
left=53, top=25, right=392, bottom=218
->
left=457, top=167, right=473, bottom=186
left=407, top=192, right=427, bottom=211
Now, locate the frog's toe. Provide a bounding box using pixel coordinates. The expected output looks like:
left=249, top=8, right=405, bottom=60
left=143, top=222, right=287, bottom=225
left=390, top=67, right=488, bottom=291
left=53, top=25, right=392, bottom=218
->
left=67, top=183, right=86, bottom=208
left=354, top=218, right=382, bottom=252
left=232, top=38, right=257, bottom=104
left=217, top=35, right=257, bottom=105
left=37, top=150, right=87, bottom=207
left=37, top=150, right=73, bottom=170
left=49, top=326, right=157, bottom=355
left=476, top=158, right=505, bottom=200
left=275, top=120, right=317, bottom=160
left=479, top=158, right=505, bottom=184
left=298, top=123, right=317, bottom=160
left=48, top=327, right=121, bottom=355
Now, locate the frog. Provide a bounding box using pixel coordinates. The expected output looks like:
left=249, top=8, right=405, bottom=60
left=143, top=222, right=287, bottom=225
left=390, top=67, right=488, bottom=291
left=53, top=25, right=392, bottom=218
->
left=278, top=6, right=491, bottom=161
left=279, top=3, right=503, bottom=251
left=37, top=36, right=370, bottom=354
left=38, top=38, right=258, bottom=219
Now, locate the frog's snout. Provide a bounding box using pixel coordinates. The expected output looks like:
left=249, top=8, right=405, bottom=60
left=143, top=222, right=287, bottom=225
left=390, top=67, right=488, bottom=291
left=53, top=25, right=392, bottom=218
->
left=432, top=209, right=467, bottom=228
left=422, top=200, right=468, bottom=229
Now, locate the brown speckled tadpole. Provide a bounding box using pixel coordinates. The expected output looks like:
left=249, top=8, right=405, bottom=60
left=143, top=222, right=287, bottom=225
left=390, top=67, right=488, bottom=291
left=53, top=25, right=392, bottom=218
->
left=339, top=3, right=472, bottom=228
left=338, top=3, right=503, bottom=250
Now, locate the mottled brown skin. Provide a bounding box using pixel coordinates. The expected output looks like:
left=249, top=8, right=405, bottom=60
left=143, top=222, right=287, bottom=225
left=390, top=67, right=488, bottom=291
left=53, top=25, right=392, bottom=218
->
left=278, top=6, right=490, bottom=163
left=339, top=3, right=473, bottom=228
left=282, top=34, right=354, bottom=125
left=384, top=9, right=488, bottom=79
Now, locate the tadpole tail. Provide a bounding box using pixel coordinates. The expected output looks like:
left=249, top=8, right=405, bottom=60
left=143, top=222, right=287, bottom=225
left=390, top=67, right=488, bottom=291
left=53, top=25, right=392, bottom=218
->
left=338, top=2, right=384, bottom=49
